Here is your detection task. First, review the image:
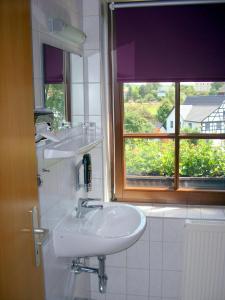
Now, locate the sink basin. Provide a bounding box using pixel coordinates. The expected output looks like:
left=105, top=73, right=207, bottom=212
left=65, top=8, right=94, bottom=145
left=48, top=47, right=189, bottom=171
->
left=53, top=203, right=146, bottom=257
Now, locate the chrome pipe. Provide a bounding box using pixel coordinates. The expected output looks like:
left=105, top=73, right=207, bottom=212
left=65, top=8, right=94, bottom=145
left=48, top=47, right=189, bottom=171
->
left=98, top=256, right=107, bottom=294
left=110, top=0, right=225, bottom=10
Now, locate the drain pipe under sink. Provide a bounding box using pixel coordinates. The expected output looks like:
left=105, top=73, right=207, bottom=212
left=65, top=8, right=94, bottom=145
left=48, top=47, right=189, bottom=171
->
left=71, top=256, right=108, bottom=294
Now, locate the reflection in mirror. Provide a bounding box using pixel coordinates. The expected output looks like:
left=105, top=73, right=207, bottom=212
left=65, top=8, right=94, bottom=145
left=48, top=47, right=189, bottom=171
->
left=43, top=44, right=70, bottom=130
left=43, top=44, right=84, bottom=131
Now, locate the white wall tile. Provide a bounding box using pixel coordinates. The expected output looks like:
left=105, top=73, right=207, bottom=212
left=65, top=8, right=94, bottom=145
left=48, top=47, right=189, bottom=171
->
left=162, top=271, right=182, bottom=298
left=150, top=242, right=163, bottom=270
left=71, top=53, right=84, bottom=83
left=71, top=83, right=84, bottom=115
left=88, top=83, right=101, bottom=115
left=70, top=0, right=83, bottom=16
left=88, top=178, right=103, bottom=199
left=84, top=50, right=101, bottom=82
left=127, top=240, right=150, bottom=269
left=32, top=30, right=41, bottom=79
left=163, top=242, right=183, bottom=271
left=106, top=267, right=126, bottom=295
left=163, top=219, right=185, bottom=242
left=127, top=296, right=148, bottom=300
left=89, top=146, right=103, bottom=179
left=31, top=0, right=39, bottom=30
left=106, top=294, right=126, bottom=300
left=83, top=16, right=100, bottom=50
left=89, top=116, right=102, bottom=130
left=83, top=0, right=100, bottom=16
left=90, top=271, right=99, bottom=292
left=33, top=78, right=44, bottom=107
left=140, top=218, right=150, bottom=241
left=72, top=115, right=84, bottom=127
left=106, top=251, right=126, bottom=268
left=149, top=270, right=162, bottom=297
left=127, top=269, right=149, bottom=296
left=150, top=218, right=163, bottom=242
left=91, top=291, right=106, bottom=300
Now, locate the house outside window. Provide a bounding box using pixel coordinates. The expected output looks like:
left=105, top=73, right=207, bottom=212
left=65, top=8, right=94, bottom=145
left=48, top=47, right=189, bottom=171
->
left=205, top=122, right=210, bottom=132
left=170, top=121, right=173, bottom=128
left=217, top=122, right=221, bottom=131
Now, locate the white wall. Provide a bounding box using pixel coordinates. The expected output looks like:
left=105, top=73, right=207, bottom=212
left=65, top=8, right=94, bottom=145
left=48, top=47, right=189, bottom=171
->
left=82, top=0, right=105, bottom=201
left=31, top=1, right=91, bottom=299
left=89, top=217, right=184, bottom=300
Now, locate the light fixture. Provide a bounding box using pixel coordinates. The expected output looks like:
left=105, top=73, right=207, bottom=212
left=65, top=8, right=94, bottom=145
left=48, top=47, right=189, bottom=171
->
left=48, top=18, right=86, bottom=45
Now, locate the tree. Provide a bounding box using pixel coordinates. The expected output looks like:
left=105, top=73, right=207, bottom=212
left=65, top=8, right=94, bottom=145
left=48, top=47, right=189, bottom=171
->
left=124, top=109, right=153, bottom=133
left=156, top=101, right=172, bottom=126
left=45, top=84, right=65, bottom=129
left=209, top=82, right=224, bottom=95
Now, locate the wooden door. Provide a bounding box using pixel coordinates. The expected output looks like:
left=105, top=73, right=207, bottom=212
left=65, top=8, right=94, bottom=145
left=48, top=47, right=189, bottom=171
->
left=0, top=1, right=45, bottom=299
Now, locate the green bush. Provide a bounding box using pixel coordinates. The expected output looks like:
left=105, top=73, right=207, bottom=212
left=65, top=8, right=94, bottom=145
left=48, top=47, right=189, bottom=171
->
left=125, top=139, right=225, bottom=177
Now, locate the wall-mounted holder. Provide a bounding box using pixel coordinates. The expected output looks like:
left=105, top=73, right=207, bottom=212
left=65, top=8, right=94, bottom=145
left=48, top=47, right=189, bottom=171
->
left=75, top=154, right=92, bottom=192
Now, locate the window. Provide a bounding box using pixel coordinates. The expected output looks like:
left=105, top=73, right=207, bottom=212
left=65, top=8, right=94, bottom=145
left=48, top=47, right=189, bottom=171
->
left=111, top=4, right=225, bottom=204
left=217, top=122, right=221, bottom=131
left=113, top=82, right=225, bottom=204
left=205, top=122, right=210, bottom=132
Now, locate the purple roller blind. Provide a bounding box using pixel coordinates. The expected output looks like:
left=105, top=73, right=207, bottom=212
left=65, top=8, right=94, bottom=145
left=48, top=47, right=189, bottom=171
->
left=115, top=4, right=225, bottom=82
left=43, top=44, right=64, bottom=84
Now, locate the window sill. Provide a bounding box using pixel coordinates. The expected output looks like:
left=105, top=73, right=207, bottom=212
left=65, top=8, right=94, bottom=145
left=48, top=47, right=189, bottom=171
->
left=132, top=203, right=225, bottom=220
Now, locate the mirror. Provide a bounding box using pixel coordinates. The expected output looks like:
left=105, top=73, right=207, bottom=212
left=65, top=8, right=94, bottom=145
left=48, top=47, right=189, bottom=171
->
left=43, top=44, right=84, bottom=130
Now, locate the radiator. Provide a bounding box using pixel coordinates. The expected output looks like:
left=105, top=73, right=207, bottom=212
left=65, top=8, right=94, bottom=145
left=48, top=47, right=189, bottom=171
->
left=181, top=220, right=225, bottom=300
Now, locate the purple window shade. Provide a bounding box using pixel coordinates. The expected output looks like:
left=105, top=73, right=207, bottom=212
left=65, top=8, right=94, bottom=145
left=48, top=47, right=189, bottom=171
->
left=115, top=4, right=225, bottom=82
left=43, top=44, right=64, bottom=84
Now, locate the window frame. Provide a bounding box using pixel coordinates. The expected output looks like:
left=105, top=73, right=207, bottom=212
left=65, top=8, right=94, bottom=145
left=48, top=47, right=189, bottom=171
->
left=113, top=82, right=225, bottom=205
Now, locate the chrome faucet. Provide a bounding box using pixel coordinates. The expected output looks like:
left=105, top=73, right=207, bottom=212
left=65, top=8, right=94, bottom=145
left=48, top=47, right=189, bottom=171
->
left=76, top=197, right=103, bottom=218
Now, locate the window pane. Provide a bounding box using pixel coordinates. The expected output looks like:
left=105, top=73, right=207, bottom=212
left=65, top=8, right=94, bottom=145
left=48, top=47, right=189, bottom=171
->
left=125, top=138, right=175, bottom=188
left=179, top=82, right=225, bottom=134
left=124, top=83, right=175, bottom=133
left=179, top=139, right=225, bottom=190
left=45, top=84, right=66, bottom=130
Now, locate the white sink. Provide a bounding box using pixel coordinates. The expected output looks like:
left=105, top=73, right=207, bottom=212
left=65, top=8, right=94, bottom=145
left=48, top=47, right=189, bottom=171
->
left=53, top=203, right=146, bottom=257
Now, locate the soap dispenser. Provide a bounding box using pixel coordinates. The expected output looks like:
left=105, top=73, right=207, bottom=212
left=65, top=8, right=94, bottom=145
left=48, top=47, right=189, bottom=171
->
left=83, top=154, right=92, bottom=192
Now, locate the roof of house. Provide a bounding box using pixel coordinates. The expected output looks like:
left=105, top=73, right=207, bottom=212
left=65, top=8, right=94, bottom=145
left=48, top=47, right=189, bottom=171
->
left=183, top=95, right=225, bottom=106
left=185, top=105, right=218, bottom=122
left=181, top=95, right=225, bottom=122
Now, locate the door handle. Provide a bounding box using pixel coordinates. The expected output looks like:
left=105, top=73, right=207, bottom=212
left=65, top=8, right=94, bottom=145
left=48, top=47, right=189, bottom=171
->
left=31, top=206, right=49, bottom=267
left=33, top=228, right=49, bottom=246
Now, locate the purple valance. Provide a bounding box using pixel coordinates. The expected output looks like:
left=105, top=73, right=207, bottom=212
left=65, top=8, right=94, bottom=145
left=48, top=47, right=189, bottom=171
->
left=43, top=44, right=64, bottom=84
left=115, top=4, right=225, bottom=82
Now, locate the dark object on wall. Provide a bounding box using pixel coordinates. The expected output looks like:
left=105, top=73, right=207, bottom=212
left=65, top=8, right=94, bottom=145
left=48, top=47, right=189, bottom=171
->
left=83, top=154, right=92, bottom=192
left=115, top=4, right=225, bottom=82
left=43, top=44, right=64, bottom=83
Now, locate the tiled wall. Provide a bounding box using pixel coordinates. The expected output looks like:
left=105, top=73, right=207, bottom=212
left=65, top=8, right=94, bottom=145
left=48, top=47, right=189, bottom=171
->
left=89, top=217, right=184, bottom=300
left=31, top=0, right=92, bottom=299
left=83, top=0, right=105, bottom=201
left=89, top=205, right=225, bottom=300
